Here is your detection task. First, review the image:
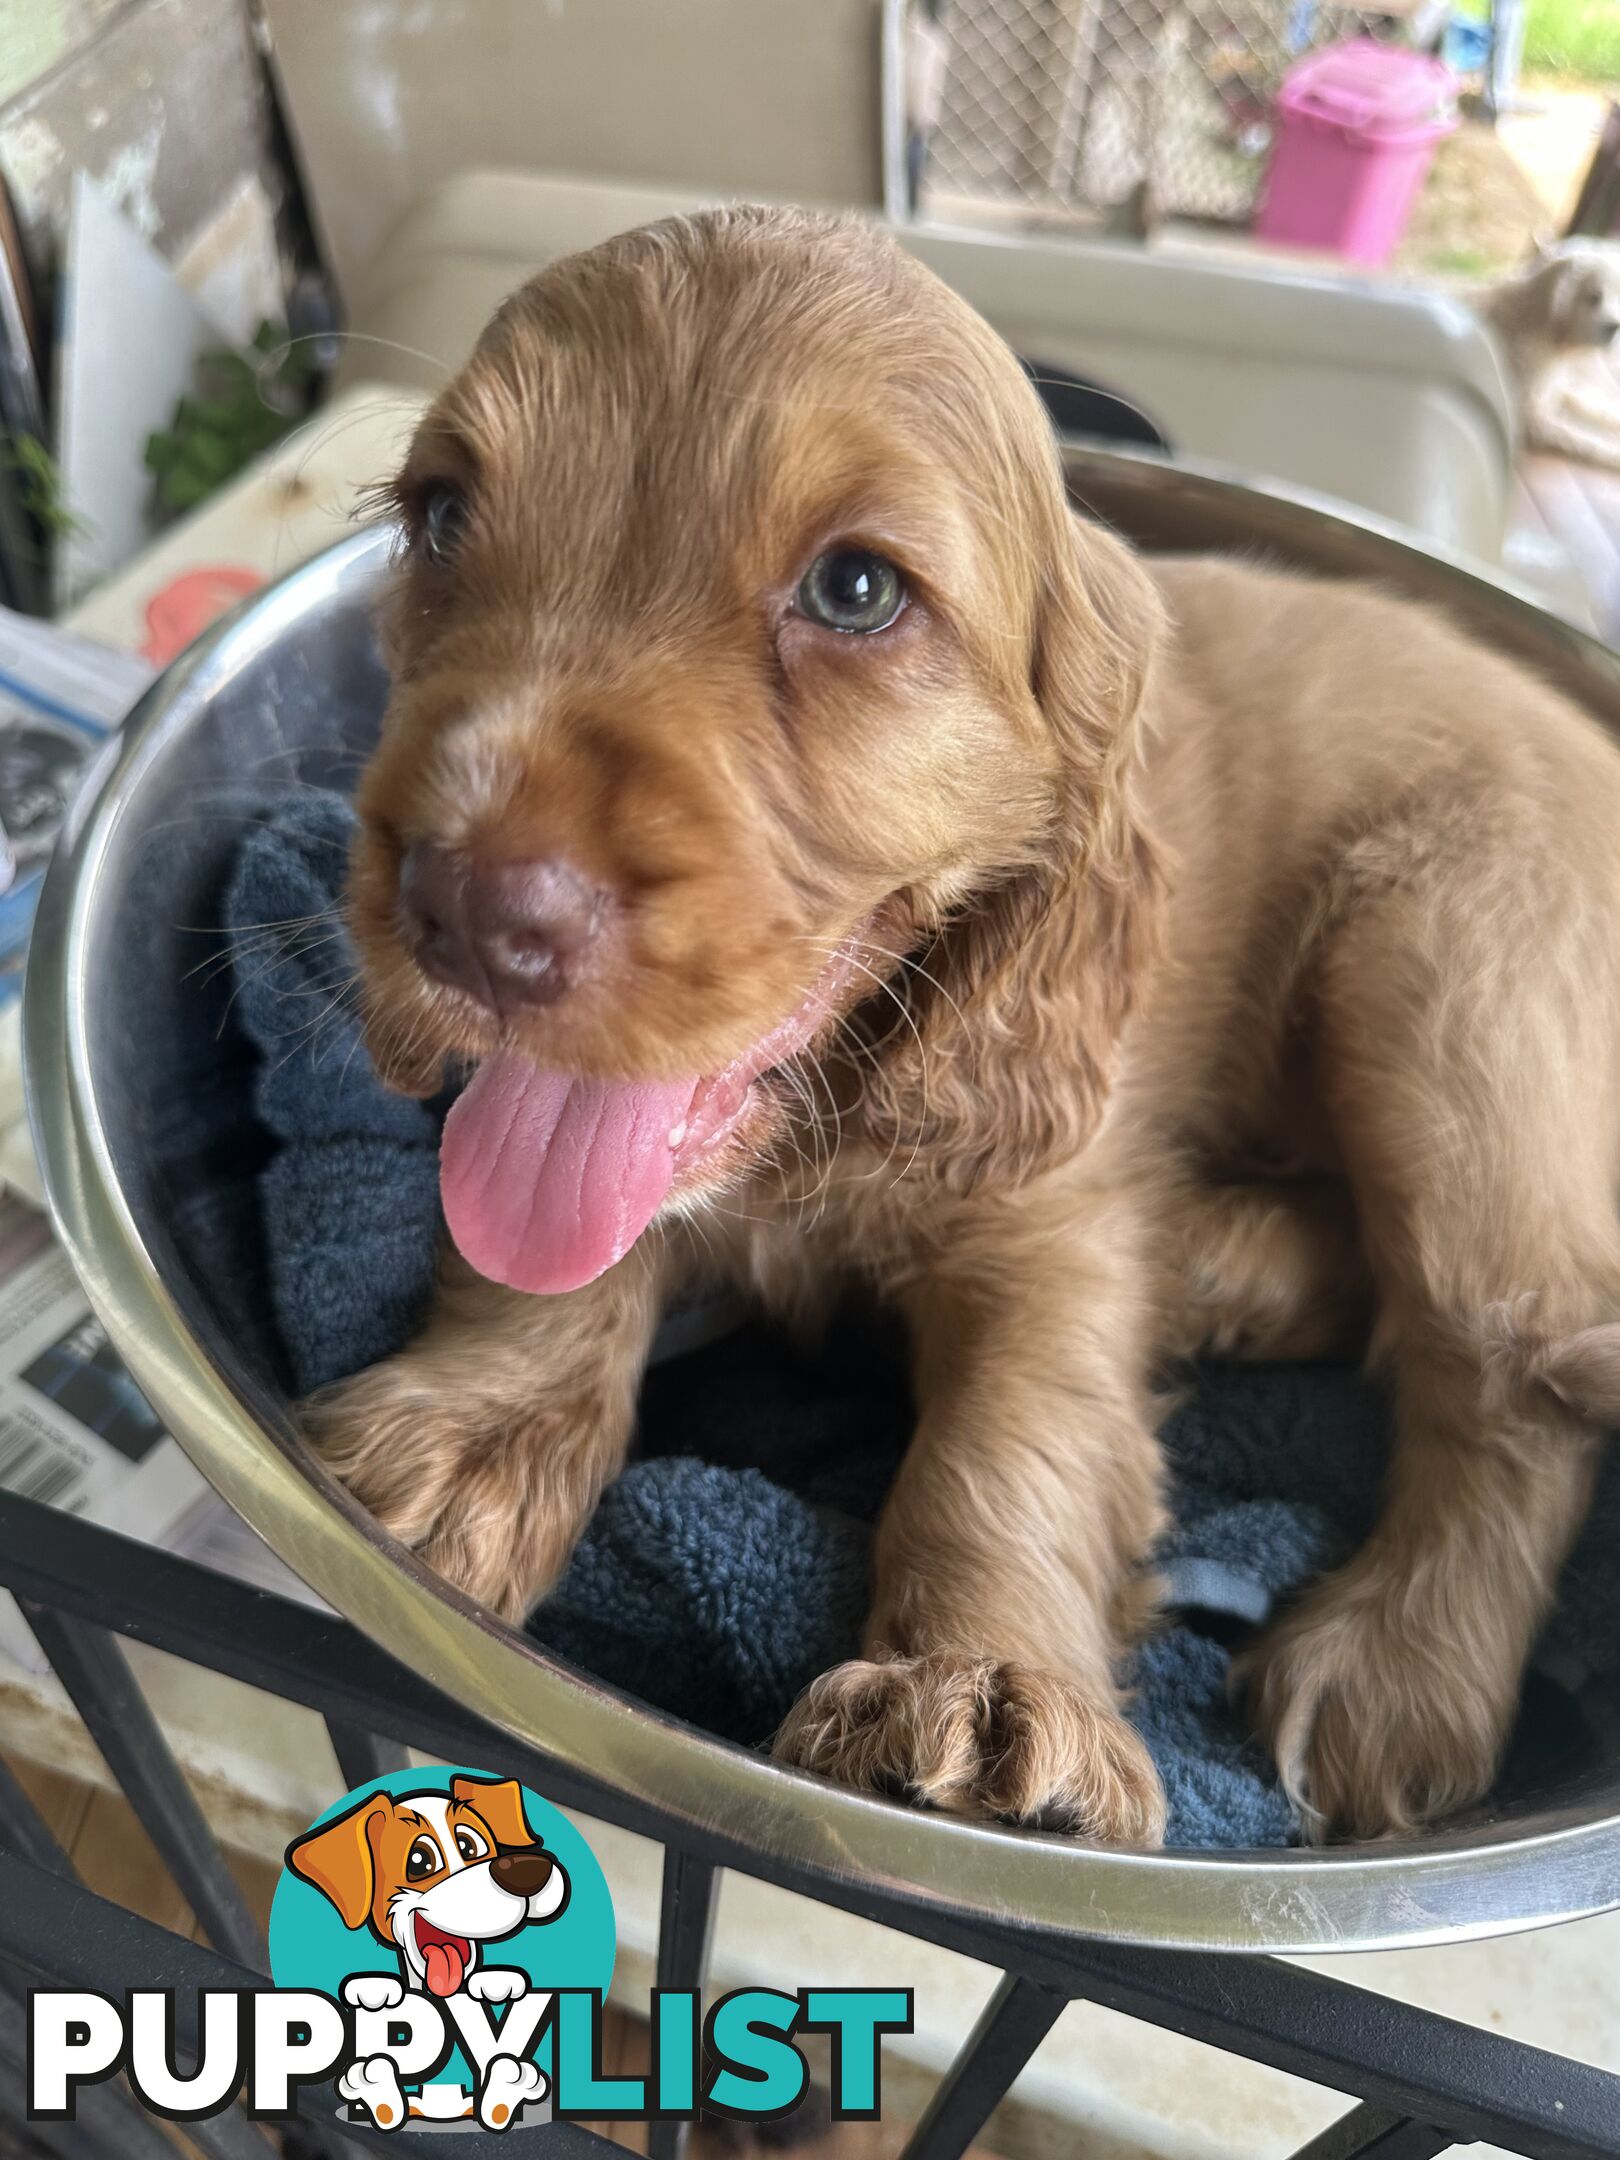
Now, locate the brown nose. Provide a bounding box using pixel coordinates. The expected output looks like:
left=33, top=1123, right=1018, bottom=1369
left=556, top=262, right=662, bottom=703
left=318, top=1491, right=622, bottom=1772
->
left=490, top=1848, right=555, bottom=1898
left=399, top=843, right=608, bottom=1014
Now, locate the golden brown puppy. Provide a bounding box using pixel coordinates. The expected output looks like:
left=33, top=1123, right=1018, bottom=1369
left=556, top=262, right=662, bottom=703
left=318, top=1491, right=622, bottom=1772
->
left=311, top=206, right=1620, bottom=1844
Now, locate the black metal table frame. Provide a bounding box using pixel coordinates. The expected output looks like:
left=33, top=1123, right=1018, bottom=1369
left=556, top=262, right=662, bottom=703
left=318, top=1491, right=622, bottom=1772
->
left=1, top=1492, right=1619, bottom=2160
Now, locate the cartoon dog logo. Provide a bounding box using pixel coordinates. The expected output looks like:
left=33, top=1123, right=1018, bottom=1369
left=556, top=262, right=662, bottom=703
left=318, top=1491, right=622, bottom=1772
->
left=287, top=1773, right=570, bottom=2129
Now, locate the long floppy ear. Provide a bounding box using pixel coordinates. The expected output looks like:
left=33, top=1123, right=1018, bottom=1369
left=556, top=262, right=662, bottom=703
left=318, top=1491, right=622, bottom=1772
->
left=866, top=513, right=1167, bottom=1195
left=1548, top=257, right=1584, bottom=336
left=286, top=1794, right=390, bottom=1929
left=451, top=1775, right=537, bottom=1850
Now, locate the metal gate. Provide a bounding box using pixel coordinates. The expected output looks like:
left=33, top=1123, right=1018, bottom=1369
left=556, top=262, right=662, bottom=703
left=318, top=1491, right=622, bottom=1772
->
left=7, top=1489, right=1620, bottom=2159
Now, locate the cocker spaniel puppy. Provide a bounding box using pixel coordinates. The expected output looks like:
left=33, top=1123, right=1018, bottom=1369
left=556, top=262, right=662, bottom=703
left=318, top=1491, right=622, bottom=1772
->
left=312, top=207, right=1620, bottom=1843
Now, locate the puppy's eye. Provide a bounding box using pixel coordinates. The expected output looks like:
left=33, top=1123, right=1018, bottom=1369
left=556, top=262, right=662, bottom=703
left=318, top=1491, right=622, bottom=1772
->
left=454, top=1827, right=488, bottom=1863
left=796, top=548, right=906, bottom=634
left=406, top=1835, right=442, bottom=1880
left=419, top=481, right=468, bottom=568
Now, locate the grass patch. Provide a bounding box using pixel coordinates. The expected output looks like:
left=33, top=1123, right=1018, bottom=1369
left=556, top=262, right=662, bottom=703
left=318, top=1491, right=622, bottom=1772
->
left=1423, top=245, right=1497, bottom=277
left=1523, top=0, right=1620, bottom=82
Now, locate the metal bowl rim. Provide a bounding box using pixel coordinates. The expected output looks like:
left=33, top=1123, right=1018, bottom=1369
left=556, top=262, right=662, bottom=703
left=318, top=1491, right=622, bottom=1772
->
left=26, top=453, right=1620, bottom=1954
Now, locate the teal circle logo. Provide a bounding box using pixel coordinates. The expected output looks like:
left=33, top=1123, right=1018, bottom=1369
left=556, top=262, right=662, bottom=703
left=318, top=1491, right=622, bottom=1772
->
left=268, top=1767, right=613, bottom=2130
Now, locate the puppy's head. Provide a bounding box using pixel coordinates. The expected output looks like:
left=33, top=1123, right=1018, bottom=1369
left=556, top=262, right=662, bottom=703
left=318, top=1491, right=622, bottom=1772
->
left=286, top=1777, right=567, bottom=1995
left=1528, top=240, right=1620, bottom=352
left=352, top=207, right=1164, bottom=1292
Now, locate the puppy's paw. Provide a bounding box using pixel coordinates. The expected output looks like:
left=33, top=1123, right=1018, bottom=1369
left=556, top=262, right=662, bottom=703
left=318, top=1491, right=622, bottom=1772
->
left=479, top=2055, right=547, bottom=2129
left=774, top=1652, right=1165, bottom=1843
left=339, top=2054, right=407, bottom=2131
left=466, top=1967, right=529, bottom=2005
left=342, top=1973, right=405, bottom=2013
left=1241, top=1569, right=1511, bottom=1841
left=303, top=1366, right=583, bottom=1622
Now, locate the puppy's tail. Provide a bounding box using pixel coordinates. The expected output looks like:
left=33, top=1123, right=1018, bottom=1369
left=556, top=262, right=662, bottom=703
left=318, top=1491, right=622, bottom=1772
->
left=1535, top=1323, right=1620, bottom=1426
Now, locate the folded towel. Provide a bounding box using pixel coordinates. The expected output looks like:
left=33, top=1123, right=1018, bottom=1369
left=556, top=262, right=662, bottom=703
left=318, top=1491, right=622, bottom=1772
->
left=226, top=793, right=448, bottom=1393
left=225, top=793, right=1618, bottom=1849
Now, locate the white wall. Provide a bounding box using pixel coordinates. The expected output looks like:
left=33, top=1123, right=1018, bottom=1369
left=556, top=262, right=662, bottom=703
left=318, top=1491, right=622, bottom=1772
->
left=261, top=0, right=887, bottom=300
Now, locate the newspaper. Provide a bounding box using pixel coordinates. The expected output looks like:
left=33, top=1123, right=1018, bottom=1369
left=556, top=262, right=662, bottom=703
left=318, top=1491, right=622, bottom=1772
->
left=0, top=606, right=151, bottom=1005
left=0, top=1193, right=326, bottom=1673
left=0, top=1196, right=202, bottom=1535
left=0, top=611, right=329, bottom=1677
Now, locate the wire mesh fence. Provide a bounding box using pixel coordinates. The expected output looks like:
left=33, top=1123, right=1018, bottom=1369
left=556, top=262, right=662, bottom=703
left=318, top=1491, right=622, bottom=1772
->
left=918, top=0, right=1419, bottom=228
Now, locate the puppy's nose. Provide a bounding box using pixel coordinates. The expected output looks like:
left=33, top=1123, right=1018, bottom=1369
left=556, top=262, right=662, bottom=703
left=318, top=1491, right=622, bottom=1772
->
left=399, top=843, right=608, bottom=1013
left=491, top=1849, right=555, bottom=1898
left=399, top=841, right=476, bottom=994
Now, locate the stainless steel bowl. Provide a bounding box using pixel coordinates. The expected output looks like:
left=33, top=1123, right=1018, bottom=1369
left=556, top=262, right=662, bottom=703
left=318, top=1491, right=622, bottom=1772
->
left=27, top=450, right=1620, bottom=1954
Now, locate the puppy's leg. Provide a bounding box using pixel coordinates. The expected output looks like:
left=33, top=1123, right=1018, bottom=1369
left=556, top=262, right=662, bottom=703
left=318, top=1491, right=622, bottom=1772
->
left=1245, top=886, right=1618, bottom=1837
left=305, top=1246, right=663, bottom=1621
left=1161, top=1178, right=1371, bottom=1361
left=775, top=1187, right=1168, bottom=1841
left=1529, top=384, right=1620, bottom=473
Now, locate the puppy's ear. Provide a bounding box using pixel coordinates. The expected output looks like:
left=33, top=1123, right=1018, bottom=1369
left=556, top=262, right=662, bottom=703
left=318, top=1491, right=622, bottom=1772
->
left=1031, top=513, right=1164, bottom=852
left=1549, top=258, right=1583, bottom=335
left=866, top=515, right=1167, bottom=1194
left=451, top=1775, right=536, bottom=1850
left=286, top=1795, right=389, bottom=1929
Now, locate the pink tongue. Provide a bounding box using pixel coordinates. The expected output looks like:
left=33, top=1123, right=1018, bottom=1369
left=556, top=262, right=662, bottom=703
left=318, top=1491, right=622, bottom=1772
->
left=423, top=1939, right=465, bottom=1998
left=440, top=1053, right=700, bottom=1295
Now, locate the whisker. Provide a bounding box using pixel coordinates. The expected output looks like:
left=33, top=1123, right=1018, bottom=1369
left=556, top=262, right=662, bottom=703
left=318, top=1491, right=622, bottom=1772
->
left=184, top=918, right=344, bottom=991
left=781, top=935, right=931, bottom=1195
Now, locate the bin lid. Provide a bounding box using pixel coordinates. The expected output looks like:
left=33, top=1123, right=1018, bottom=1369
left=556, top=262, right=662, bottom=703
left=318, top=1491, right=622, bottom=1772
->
left=1278, top=38, right=1457, bottom=141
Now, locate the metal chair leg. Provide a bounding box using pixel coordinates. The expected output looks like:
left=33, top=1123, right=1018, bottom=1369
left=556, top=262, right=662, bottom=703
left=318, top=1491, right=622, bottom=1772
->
left=22, top=1605, right=263, bottom=1972
left=0, top=1752, right=77, bottom=1877
left=1288, top=2105, right=1454, bottom=2159
left=898, top=1973, right=1065, bottom=2160
left=646, top=1846, right=719, bottom=2160
left=324, top=1719, right=409, bottom=1793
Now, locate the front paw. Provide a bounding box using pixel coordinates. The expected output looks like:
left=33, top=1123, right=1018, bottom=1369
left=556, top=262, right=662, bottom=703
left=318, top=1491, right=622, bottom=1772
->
left=479, top=2055, right=547, bottom=2129
left=339, top=2055, right=407, bottom=2131
left=774, top=1652, right=1165, bottom=1842
left=303, top=1367, right=582, bottom=1622
left=466, top=1968, right=528, bottom=2005
left=1241, top=1568, right=1511, bottom=1840
left=342, top=1974, right=405, bottom=2012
